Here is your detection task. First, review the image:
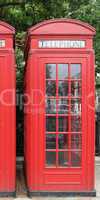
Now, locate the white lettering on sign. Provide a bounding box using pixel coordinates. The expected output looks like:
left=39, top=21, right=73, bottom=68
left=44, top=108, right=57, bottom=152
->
left=0, top=40, right=5, bottom=47
left=39, top=40, right=85, bottom=48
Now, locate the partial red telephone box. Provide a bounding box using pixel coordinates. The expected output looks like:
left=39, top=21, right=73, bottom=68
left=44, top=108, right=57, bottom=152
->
left=0, top=21, right=16, bottom=197
left=24, top=19, right=96, bottom=197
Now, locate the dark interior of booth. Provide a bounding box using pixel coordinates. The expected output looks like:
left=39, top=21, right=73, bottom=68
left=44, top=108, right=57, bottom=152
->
left=16, top=77, right=25, bottom=196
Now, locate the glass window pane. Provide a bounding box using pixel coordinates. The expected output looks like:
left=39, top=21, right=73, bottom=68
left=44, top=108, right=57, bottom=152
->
left=71, top=81, right=81, bottom=97
left=46, top=151, right=56, bottom=166
left=46, top=134, right=56, bottom=149
left=70, top=64, right=81, bottom=79
left=71, top=134, right=82, bottom=149
left=46, top=116, right=56, bottom=132
left=46, top=81, right=56, bottom=96
left=58, top=81, right=68, bottom=96
left=71, top=151, right=81, bottom=166
left=71, top=116, right=81, bottom=132
left=58, top=116, right=68, bottom=132
left=58, top=64, right=68, bottom=80
left=58, top=134, right=68, bottom=149
left=58, top=151, right=69, bottom=167
left=46, top=64, right=56, bottom=79
left=58, top=99, right=69, bottom=114
left=71, top=99, right=81, bottom=114
left=46, top=99, right=56, bottom=114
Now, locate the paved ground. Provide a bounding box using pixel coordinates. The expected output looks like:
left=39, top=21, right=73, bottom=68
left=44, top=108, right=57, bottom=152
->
left=0, top=157, right=100, bottom=200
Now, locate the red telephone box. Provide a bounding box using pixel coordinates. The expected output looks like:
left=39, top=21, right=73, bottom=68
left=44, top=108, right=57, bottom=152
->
left=24, top=19, right=96, bottom=197
left=0, top=21, right=16, bottom=197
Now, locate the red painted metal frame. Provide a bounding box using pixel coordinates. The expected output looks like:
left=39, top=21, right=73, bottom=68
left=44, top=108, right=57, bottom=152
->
left=24, top=19, right=96, bottom=194
left=37, top=56, right=85, bottom=191
left=0, top=21, right=16, bottom=195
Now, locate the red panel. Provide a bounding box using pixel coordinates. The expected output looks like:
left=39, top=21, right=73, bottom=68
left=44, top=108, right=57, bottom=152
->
left=28, top=19, right=95, bottom=36
left=0, top=20, right=15, bottom=34
left=0, top=21, right=16, bottom=193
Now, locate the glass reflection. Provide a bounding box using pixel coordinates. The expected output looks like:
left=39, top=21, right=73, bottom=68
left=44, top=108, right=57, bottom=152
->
left=71, top=99, right=81, bottom=114
left=58, top=64, right=68, bottom=80
left=58, top=151, right=69, bottom=166
left=46, top=81, right=56, bottom=96
left=46, top=116, right=56, bottom=132
left=71, top=151, right=81, bottom=166
left=58, top=99, right=69, bottom=114
left=46, top=151, right=56, bottom=166
left=46, top=64, right=56, bottom=79
left=58, top=81, right=68, bottom=96
left=71, top=116, right=81, bottom=132
left=46, top=134, right=56, bottom=149
left=58, top=134, right=68, bottom=149
left=70, top=64, right=81, bottom=79
left=71, top=81, right=81, bottom=97
left=71, top=134, right=82, bottom=149
left=46, top=99, right=56, bottom=114
left=58, top=116, right=68, bottom=132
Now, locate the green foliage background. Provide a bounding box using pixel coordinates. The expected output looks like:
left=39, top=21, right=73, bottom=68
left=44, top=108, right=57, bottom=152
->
left=0, top=0, right=99, bottom=154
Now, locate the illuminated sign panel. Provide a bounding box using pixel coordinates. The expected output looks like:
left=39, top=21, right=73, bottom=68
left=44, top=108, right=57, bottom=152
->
left=39, top=40, right=85, bottom=48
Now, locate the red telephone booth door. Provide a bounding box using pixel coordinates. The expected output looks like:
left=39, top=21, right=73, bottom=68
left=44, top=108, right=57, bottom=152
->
left=35, top=56, right=93, bottom=192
